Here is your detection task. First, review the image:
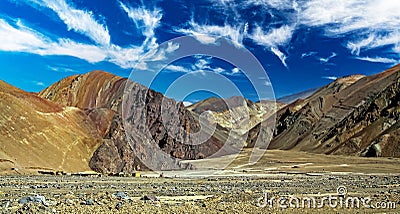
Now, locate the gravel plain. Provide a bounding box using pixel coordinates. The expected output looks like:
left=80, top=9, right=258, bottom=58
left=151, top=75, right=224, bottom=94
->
left=0, top=172, right=399, bottom=213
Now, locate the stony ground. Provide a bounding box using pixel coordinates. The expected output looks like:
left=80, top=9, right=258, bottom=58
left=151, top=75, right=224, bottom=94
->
left=0, top=173, right=399, bottom=213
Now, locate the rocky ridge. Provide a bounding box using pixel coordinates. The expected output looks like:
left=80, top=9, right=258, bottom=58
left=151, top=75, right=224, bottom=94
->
left=39, top=71, right=225, bottom=173
left=249, top=65, right=400, bottom=157
left=0, top=80, right=101, bottom=173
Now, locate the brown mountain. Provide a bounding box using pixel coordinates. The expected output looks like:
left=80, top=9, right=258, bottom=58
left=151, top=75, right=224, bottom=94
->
left=277, top=87, right=319, bottom=104
left=0, top=80, right=102, bottom=174
left=39, top=70, right=225, bottom=173
left=249, top=65, right=400, bottom=157
left=187, top=96, right=283, bottom=147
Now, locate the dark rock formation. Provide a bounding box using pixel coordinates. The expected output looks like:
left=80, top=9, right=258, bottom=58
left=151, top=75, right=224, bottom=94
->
left=39, top=70, right=225, bottom=173
left=187, top=96, right=282, bottom=148
left=249, top=65, right=400, bottom=158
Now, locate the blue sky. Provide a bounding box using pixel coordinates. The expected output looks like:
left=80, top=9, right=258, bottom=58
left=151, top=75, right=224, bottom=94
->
left=0, top=0, right=399, bottom=103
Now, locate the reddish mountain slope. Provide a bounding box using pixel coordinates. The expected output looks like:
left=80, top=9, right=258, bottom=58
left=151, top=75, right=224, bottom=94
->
left=250, top=65, right=400, bottom=157
left=39, top=71, right=225, bottom=173
left=0, top=80, right=102, bottom=174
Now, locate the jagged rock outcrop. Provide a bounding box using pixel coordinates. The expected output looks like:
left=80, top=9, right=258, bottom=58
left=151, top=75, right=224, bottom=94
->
left=39, top=71, right=225, bottom=173
left=187, top=96, right=283, bottom=147
left=249, top=65, right=400, bottom=158
left=0, top=80, right=102, bottom=173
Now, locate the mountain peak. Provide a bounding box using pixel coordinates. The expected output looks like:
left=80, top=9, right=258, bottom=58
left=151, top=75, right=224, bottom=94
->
left=334, top=74, right=365, bottom=84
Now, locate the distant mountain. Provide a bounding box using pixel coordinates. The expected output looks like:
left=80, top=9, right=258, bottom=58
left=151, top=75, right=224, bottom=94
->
left=277, top=87, right=319, bottom=104
left=0, top=80, right=102, bottom=174
left=187, top=96, right=283, bottom=147
left=249, top=65, right=400, bottom=158
left=0, top=71, right=231, bottom=174
left=3, top=64, right=400, bottom=175
left=39, top=71, right=225, bottom=173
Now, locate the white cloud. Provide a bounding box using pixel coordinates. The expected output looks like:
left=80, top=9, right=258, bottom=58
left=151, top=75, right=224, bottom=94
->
left=300, top=0, right=400, bottom=57
left=120, top=2, right=162, bottom=49
left=46, top=39, right=107, bottom=62
left=33, top=81, right=45, bottom=86
left=212, top=67, right=225, bottom=73
left=176, top=20, right=245, bottom=47
left=0, top=19, right=47, bottom=52
left=263, top=81, right=272, bottom=86
left=165, top=42, right=180, bottom=53
left=164, top=58, right=235, bottom=76
left=347, top=32, right=400, bottom=55
left=211, top=0, right=295, bottom=10
left=182, top=101, right=193, bottom=107
left=301, top=51, right=317, bottom=58
left=317, top=52, right=337, bottom=63
left=106, top=44, right=144, bottom=69
left=5, top=0, right=174, bottom=70
left=322, top=76, right=338, bottom=80
left=299, top=0, right=400, bottom=34
left=250, top=25, right=294, bottom=48
left=32, top=0, right=111, bottom=46
left=394, top=45, right=400, bottom=54
left=194, top=58, right=211, bottom=70
left=0, top=19, right=106, bottom=63
left=249, top=25, right=294, bottom=68
left=243, top=0, right=295, bottom=10
left=355, top=56, right=398, bottom=64
left=0, top=0, right=179, bottom=70
left=0, top=18, right=176, bottom=69
left=270, top=47, right=288, bottom=68
left=165, top=64, right=190, bottom=73
left=197, top=0, right=400, bottom=67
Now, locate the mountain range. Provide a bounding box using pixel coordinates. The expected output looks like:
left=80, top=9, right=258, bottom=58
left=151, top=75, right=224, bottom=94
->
left=1, top=65, right=400, bottom=174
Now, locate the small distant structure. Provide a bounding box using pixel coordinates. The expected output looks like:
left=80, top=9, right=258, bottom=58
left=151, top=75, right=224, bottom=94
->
left=108, top=171, right=141, bottom=177
left=72, top=171, right=101, bottom=177
left=38, top=170, right=56, bottom=175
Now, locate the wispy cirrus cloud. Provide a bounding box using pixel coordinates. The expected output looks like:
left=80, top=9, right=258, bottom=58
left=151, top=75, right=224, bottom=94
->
left=165, top=64, right=190, bottom=73
left=210, top=0, right=296, bottom=11
left=346, top=32, right=400, bottom=56
left=175, top=20, right=245, bottom=47
left=119, top=2, right=162, bottom=49
left=270, top=47, right=288, bottom=68
left=354, top=56, right=399, bottom=64
left=242, top=0, right=296, bottom=10
left=249, top=25, right=294, bottom=68
left=250, top=25, right=294, bottom=48
left=301, top=51, right=337, bottom=64
left=206, top=0, right=400, bottom=66
left=32, top=80, right=45, bottom=86
left=0, top=19, right=106, bottom=63
left=299, top=0, right=400, bottom=60
left=163, top=56, right=242, bottom=77
left=232, top=67, right=240, bottom=74
left=301, top=51, right=317, bottom=58
left=28, top=0, right=111, bottom=46
left=317, top=52, right=337, bottom=63
left=1, top=0, right=172, bottom=70
left=299, top=0, right=400, bottom=35
left=322, top=76, right=338, bottom=80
